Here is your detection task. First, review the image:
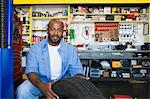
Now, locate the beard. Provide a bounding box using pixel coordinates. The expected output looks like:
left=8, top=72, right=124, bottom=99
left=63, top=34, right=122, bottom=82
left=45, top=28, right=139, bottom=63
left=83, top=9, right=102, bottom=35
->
left=48, top=34, right=63, bottom=45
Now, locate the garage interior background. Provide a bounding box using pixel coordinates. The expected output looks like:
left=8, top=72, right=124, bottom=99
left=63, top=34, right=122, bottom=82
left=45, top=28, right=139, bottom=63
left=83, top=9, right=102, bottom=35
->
left=0, top=0, right=150, bottom=98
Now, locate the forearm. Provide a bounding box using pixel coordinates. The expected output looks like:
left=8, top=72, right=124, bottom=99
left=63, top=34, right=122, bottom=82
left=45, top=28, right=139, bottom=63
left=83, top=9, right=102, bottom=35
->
left=27, top=72, right=45, bottom=90
left=28, top=72, right=58, bottom=98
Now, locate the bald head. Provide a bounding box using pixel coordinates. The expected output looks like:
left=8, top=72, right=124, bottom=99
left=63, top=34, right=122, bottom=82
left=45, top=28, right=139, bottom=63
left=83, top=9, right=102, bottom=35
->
left=48, top=19, right=64, bottom=29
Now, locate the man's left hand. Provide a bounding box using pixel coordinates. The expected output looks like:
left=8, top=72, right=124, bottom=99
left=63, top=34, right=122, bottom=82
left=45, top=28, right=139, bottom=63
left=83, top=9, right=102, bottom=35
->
left=74, top=74, right=90, bottom=80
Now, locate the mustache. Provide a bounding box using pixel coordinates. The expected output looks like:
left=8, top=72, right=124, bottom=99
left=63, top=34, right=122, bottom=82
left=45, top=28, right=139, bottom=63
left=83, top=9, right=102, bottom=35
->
left=52, top=35, right=59, bottom=37
left=51, top=35, right=63, bottom=38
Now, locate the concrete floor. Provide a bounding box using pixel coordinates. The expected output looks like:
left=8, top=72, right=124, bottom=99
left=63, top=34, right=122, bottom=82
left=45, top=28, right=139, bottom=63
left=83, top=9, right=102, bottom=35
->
left=93, top=82, right=150, bottom=99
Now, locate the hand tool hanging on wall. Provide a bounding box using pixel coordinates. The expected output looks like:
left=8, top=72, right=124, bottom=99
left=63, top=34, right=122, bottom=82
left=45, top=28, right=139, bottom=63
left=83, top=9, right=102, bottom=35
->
left=82, top=26, right=92, bottom=40
left=70, top=29, right=75, bottom=40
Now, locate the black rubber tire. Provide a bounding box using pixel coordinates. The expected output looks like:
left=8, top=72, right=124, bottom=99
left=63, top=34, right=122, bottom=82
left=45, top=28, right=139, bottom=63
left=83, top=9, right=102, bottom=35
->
left=52, top=77, right=105, bottom=99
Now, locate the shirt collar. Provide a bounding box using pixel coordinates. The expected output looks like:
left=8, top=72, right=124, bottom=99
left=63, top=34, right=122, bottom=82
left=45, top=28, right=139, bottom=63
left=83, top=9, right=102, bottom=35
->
left=42, top=38, right=65, bottom=52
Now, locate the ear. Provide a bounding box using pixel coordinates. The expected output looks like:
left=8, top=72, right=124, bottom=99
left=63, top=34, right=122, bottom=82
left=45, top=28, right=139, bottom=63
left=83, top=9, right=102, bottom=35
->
left=46, top=28, right=49, bottom=32
left=46, top=28, right=49, bottom=34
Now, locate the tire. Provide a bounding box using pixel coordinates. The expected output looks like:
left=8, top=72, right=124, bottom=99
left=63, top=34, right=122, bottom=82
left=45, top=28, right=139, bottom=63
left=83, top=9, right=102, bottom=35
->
left=52, top=77, right=105, bottom=99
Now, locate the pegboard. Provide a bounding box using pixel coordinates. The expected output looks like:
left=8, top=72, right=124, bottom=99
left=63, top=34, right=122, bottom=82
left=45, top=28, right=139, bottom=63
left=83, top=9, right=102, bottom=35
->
left=70, top=23, right=94, bottom=45
left=94, top=22, right=119, bottom=42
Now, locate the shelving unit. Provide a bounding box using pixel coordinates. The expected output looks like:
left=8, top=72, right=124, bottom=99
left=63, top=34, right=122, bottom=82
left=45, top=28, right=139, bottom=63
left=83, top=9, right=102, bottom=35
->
left=32, top=28, right=47, bottom=31
left=79, top=50, right=150, bottom=82
left=32, top=16, right=68, bottom=19
left=71, top=13, right=149, bottom=15
left=15, top=6, right=30, bottom=48
left=71, top=20, right=148, bottom=23
left=70, top=5, right=148, bottom=22
left=15, top=5, right=70, bottom=48
left=70, top=4, right=149, bottom=45
left=78, top=50, right=150, bottom=59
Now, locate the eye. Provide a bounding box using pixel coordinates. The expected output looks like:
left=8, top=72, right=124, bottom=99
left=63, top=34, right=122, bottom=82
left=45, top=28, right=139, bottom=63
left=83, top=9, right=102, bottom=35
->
left=57, top=29, right=63, bottom=32
left=49, top=28, right=55, bottom=31
left=49, top=28, right=63, bottom=32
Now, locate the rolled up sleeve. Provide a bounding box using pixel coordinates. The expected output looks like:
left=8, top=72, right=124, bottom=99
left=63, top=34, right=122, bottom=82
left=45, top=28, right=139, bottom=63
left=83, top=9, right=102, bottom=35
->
left=25, top=46, right=39, bottom=75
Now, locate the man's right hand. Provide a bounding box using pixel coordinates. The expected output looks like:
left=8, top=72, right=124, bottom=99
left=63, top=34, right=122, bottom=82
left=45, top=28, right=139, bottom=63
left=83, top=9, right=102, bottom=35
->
left=28, top=72, right=59, bottom=99
left=40, top=82, right=59, bottom=99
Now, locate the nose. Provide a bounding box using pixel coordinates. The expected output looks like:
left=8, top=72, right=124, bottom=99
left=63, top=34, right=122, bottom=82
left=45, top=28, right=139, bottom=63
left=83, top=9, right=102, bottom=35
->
left=54, top=30, right=59, bottom=35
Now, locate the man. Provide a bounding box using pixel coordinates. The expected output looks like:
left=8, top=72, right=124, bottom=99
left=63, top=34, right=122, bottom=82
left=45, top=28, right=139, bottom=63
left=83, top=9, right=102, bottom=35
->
left=17, top=19, right=83, bottom=99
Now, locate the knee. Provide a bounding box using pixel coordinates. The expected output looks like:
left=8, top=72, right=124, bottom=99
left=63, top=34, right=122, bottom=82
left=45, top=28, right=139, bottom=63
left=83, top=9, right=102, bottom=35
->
left=16, top=82, right=30, bottom=97
left=16, top=80, right=42, bottom=98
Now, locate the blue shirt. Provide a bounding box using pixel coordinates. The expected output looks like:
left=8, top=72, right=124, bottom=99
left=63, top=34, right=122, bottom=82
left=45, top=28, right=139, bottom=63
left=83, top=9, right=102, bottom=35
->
left=25, top=38, right=83, bottom=83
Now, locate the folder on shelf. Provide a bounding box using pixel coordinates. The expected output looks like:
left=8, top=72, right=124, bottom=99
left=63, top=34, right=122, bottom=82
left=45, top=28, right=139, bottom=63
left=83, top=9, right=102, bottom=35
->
left=112, top=61, right=121, bottom=68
